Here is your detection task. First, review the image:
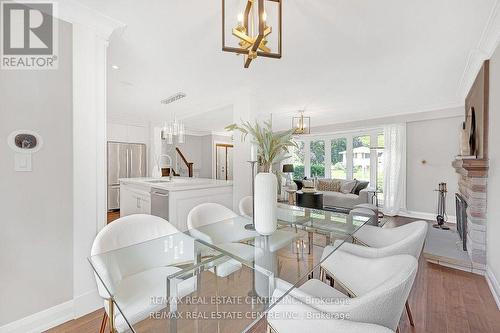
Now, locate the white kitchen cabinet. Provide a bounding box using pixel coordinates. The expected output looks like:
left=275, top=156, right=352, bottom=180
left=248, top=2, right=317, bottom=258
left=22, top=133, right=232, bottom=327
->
left=107, top=123, right=128, bottom=142
left=120, top=183, right=151, bottom=217
left=107, top=122, right=149, bottom=144
left=127, top=125, right=149, bottom=144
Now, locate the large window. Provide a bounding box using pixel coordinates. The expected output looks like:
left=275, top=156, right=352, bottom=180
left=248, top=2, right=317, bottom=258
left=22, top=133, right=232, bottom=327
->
left=310, top=140, right=325, bottom=177
left=291, top=141, right=305, bottom=179
left=289, top=129, right=385, bottom=206
left=331, top=138, right=347, bottom=179
left=353, top=135, right=371, bottom=181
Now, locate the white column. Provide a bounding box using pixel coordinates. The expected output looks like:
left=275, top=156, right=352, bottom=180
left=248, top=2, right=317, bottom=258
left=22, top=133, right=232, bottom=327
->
left=304, top=138, right=311, bottom=178
left=72, top=23, right=110, bottom=317
left=324, top=139, right=332, bottom=178
left=346, top=135, right=354, bottom=179
left=231, top=94, right=254, bottom=210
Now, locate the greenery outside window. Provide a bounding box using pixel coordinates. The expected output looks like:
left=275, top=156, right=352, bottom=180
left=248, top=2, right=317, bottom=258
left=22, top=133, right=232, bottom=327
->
left=291, top=140, right=305, bottom=179
left=310, top=140, right=325, bottom=178
left=331, top=138, right=347, bottom=179
left=353, top=135, right=371, bottom=182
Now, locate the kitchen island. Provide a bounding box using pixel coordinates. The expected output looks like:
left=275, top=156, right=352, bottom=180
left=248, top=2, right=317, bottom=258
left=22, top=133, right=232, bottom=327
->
left=120, top=177, right=233, bottom=231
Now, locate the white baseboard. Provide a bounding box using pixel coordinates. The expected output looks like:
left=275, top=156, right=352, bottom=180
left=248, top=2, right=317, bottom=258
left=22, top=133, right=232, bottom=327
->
left=0, top=301, right=74, bottom=333
left=486, top=267, right=500, bottom=310
left=397, top=210, right=456, bottom=224
left=73, top=289, right=102, bottom=318
left=0, top=289, right=102, bottom=333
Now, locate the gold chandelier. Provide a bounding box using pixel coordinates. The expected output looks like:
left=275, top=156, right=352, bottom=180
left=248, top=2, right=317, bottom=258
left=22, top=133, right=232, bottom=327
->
left=292, top=111, right=311, bottom=135
left=222, top=0, right=282, bottom=68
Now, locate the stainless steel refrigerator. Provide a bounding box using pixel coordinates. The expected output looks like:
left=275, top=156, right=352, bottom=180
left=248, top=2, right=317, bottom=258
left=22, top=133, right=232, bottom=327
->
left=107, top=142, right=147, bottom=211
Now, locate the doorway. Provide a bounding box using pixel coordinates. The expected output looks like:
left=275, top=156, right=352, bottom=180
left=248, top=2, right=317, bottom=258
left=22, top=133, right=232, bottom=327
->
left=215, top=144, right=234, bottom=180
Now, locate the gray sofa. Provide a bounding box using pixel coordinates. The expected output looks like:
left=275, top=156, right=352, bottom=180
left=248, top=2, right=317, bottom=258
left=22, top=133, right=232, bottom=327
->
left=316, top=178, right=371, bottom=210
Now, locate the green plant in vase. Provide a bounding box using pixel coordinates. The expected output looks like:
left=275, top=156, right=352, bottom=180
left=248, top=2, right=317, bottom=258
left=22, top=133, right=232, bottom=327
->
left=225, top=120, right=298, bottom=194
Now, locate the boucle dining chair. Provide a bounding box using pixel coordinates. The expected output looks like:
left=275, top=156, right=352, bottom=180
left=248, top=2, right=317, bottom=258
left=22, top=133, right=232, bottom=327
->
left=321, top=220, right=428, bottom=327
left=271, top=252, right=417, bottom=332
left=238, top=195, right=253, bottom=218
left=268, top=294, right=394, bottom=333
left=187, top=202, right=258, bottom=277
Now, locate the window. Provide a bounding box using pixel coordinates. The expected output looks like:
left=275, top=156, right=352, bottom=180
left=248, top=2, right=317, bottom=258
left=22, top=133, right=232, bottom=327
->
left=290, top=129, right=384, bottom=206
left=353, top=135, right=370, bottom=182
left=331, top=138, right=347, bottom=179
left=291, top=140, right=305, bottom=179
left=310, top=140, right=325, bottom=178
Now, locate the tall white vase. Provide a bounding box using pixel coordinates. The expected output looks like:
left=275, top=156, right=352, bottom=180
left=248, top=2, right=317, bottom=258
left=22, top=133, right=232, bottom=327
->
left=254, top=172, right=277, bottom=235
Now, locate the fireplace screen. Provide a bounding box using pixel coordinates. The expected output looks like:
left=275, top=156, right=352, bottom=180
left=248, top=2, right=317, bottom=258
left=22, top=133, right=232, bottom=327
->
left=455, top=193, right=468, bottom=251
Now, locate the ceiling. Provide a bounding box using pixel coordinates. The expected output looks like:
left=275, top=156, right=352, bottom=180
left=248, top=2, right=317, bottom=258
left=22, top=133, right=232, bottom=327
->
left=78, top=0, right=498, bottom=132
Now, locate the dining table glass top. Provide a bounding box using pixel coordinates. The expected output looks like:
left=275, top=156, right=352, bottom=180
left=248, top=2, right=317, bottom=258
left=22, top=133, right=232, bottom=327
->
left=88, top=204, right=370, bottom=333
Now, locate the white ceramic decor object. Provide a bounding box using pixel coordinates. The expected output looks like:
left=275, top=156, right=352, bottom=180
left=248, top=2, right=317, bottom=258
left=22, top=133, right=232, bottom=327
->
left=254, top=172, right=277, bottom=235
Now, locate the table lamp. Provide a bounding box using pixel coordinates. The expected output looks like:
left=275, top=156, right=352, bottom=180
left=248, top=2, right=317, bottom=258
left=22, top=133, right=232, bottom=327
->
left=282, top=164, right=294, bottom=186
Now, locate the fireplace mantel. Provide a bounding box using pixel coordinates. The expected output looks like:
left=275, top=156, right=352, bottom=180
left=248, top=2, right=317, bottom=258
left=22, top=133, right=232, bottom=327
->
left=452, top=158, right=489, bottom=178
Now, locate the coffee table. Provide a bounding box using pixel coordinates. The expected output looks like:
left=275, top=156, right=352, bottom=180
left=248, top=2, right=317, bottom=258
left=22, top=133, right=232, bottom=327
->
left=296, top=190, right=323, bottom=209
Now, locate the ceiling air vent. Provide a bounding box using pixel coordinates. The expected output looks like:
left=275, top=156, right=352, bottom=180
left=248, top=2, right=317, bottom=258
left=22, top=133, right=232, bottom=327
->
left=161, top=92, right=187, bottom=105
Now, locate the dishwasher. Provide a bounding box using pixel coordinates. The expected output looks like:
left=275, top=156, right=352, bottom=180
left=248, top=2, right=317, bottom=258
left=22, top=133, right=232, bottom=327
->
left=150, top=188, right=169, bottom=220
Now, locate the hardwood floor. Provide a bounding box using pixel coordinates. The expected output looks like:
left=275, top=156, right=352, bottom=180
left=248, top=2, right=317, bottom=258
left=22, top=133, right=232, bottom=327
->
left=46, top=215, right=500, bottom=333
left=107, top=210, right=120, bottom=223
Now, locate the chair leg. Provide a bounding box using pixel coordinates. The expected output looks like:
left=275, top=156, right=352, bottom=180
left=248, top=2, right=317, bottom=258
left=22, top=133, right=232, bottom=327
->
left=99, top=312, right=108, bottom=333
left=406, top=300, right=415, bottom=327
left=108, top=299, right=115, bottom=333
left=329, top=275, right=335, bottom=287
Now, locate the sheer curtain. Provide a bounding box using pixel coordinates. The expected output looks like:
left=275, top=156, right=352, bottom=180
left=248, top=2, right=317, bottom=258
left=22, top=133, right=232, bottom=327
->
left=383, top=124, right=406, bottom=216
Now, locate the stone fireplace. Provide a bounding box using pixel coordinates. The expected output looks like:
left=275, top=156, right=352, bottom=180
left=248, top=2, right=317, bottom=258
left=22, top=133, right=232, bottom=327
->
left=452, top=158, right=488, bottom=273
left=450, top=60, right=489, bottom=274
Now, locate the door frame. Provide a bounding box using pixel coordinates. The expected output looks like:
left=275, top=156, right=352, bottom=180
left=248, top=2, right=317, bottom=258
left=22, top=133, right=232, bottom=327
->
left=215, top=143, right=234, bottom=180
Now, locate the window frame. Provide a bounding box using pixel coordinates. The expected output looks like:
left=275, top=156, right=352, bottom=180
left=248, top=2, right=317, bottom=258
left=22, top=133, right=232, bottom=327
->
left=292, top=128, right=383, bottom=189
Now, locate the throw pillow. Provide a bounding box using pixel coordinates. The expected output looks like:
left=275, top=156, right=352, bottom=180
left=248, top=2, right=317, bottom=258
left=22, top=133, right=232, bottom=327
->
left=340, top=180, right=357, bottom=194
left=352, top=180, right=369, bottom=195
left=302, top=180, right=315, bottom=188
left=317, top=179, right=341, bottom=192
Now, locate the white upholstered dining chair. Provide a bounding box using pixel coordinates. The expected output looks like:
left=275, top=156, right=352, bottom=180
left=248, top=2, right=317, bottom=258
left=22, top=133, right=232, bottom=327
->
left=320, top=220, right=428, bottom=327
left=187, top=203, right=258, bottom=277
left=268, top=294, right=394, bottom=333
left=238, top=196, right=253, bottom=218
left=272, top=252, right=417, bottom=332
left=90, top=214, right=195, bottom=333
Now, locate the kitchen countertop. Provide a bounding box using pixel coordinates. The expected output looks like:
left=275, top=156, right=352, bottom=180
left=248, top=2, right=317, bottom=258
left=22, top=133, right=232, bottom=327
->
left=119, top=177, right=233, bottom=192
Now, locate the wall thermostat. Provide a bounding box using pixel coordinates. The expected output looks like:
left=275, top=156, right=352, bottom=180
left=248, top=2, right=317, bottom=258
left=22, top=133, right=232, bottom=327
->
left=7, top=130, right=43, bottom=172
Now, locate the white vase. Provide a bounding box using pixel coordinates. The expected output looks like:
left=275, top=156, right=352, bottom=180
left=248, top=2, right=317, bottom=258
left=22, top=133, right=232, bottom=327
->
left=254, top=172, right=277, bottom=235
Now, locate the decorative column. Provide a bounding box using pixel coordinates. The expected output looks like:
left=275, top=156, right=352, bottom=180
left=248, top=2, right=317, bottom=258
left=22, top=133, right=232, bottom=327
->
left=55, top=0, right=125, bottom=318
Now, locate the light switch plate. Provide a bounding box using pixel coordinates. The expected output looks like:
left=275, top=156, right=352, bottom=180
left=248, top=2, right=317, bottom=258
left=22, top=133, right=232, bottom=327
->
left=14, top=153, right=32, bottom=172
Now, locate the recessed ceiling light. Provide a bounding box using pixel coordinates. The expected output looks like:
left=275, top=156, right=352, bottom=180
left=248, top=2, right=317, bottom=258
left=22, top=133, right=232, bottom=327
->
left=111, top=65, right=120, bottom=70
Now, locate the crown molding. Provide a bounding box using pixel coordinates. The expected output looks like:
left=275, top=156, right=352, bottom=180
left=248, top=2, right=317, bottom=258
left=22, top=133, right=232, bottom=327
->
left=211, top=131, right=233, bottom=137
left=457, top=0, right=500, bottom=99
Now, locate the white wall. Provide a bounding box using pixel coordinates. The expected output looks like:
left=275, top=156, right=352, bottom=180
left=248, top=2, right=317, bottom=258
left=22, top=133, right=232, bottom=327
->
left=406, top=116, right=462, bottom=219
left=0, top=21, right=73, bottom=325
left=487, top=43, right=500, bottom=306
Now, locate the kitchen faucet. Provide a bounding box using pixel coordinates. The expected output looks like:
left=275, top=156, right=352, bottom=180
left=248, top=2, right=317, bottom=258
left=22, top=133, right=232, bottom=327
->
left=157, top=154, right=174, bottom=181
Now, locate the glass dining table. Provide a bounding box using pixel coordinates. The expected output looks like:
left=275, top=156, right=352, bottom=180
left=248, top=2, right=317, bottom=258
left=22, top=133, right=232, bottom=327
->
left=89, top=204, right=370, bottom=333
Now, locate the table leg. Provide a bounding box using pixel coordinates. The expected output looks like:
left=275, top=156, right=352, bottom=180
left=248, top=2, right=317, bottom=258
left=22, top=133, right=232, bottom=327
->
left=308, top=231, right=313, bottom=254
